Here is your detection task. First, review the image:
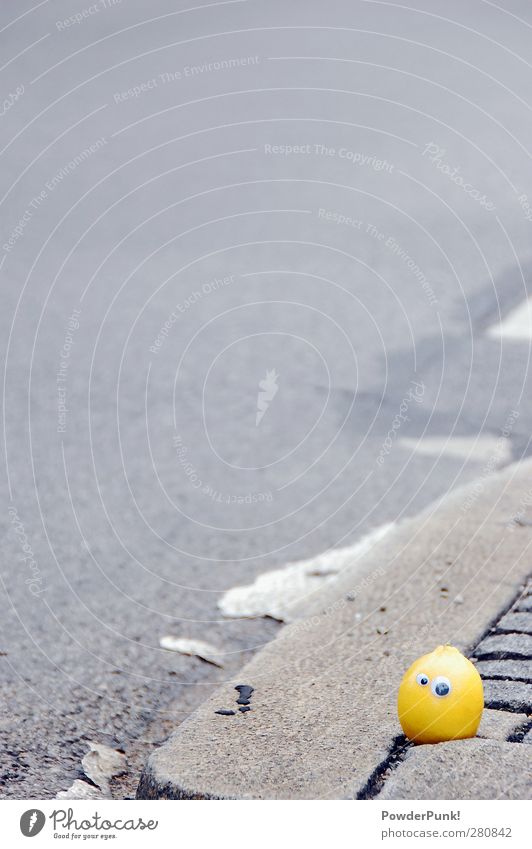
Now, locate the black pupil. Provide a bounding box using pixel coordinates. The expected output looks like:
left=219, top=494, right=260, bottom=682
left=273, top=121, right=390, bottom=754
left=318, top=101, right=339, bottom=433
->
left=420, top=676, right=428, bottom=685
left=435, top=681, right=450, bottom=696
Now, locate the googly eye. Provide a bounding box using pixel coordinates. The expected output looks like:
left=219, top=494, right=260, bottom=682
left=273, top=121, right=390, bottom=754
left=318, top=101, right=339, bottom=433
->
left=416, top=672, right=430, bottom=686
left=431, top=675, right=452, bottom=697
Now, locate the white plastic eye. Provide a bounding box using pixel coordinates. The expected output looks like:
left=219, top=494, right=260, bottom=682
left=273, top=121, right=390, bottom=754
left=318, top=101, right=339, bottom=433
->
left=431, top=675, right=452, bottom=697
left=416, top=672, right=430, bottom=687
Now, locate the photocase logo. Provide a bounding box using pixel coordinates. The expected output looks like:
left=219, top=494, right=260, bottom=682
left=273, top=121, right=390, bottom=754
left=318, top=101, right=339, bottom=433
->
left=255, top=369, right=279, bottom=426
left=20, top=809, right=46, bottom=837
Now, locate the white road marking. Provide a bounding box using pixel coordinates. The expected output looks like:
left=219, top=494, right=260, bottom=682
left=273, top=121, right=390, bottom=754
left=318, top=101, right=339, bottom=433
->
left=399, top=435, right=512, bottom=466
left=487, top=297, right=532, bottom=340
left=218, top=523, right=395, bottom=622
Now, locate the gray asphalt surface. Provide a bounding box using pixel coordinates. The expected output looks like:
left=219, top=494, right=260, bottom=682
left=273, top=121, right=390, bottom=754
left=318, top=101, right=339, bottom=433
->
left=1, top=0, right=532, bottom=798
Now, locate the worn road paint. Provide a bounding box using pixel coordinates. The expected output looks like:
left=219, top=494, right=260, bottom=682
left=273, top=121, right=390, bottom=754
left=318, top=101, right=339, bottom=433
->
left=399, top=435, right=512, bottom=466
left=218, top=524, right=394, bottom=621
left=487, top=297, right=532, bottom=340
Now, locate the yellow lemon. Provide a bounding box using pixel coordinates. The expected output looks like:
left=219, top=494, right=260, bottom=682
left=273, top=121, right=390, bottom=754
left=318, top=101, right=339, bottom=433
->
left=397, top=645, right=484, bottom=744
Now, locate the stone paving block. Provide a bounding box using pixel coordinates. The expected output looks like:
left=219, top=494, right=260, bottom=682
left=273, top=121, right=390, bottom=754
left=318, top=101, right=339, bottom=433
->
left=516, top=596, right=532, bottom=612
left=474, top=660, right=532, bottom=682
left=477, top=709, right=528, bottom=742
left=378, top=739, right=532, bottom=800
left=474, top=634, right=532, bottom=659
left=497, top=612, right=532, bottom=635
left=483, top=679, right=532, bottom=713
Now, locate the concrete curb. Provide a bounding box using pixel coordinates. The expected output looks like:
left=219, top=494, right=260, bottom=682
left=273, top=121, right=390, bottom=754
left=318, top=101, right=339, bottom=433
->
left=137, top=460, right=532, bottom=799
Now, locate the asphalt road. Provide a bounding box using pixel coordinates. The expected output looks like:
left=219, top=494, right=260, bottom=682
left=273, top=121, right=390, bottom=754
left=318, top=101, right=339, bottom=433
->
left=1, top=0, right=532, bottom=798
